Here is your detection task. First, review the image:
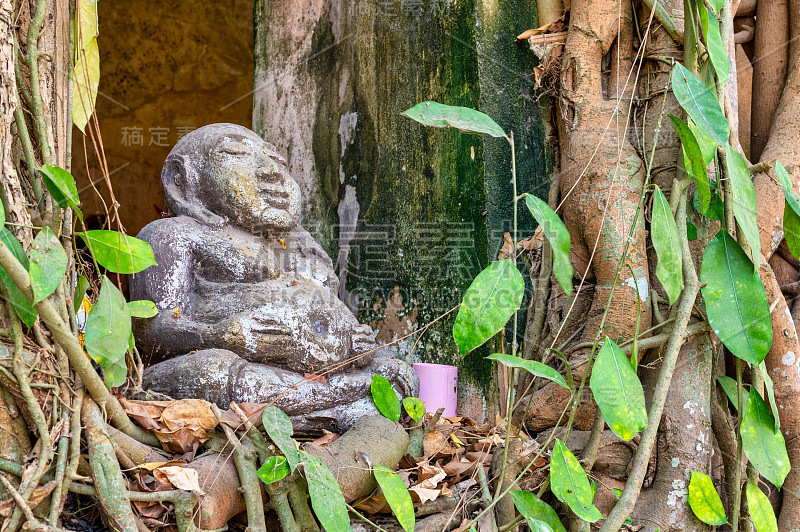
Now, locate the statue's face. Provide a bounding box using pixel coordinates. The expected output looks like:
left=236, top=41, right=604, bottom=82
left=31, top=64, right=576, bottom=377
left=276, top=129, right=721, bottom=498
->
left=200, top=131, right=301, bottom=234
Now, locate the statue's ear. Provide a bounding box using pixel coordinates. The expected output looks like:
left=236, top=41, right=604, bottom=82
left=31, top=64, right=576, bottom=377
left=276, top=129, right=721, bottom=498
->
left=161, top=154, right=225, bottom=229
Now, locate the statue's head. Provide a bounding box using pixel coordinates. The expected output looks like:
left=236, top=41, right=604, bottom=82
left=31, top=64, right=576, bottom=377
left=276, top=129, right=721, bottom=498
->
left=161, top=123, right=301, bottom=235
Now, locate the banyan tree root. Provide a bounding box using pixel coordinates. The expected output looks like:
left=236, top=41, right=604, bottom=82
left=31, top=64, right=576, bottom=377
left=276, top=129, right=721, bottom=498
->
left=304, top=415, right=410, bottom=503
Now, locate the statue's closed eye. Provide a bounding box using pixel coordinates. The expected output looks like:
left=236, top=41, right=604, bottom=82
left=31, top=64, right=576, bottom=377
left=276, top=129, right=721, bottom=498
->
left=219, top=143, right=250, bottom=156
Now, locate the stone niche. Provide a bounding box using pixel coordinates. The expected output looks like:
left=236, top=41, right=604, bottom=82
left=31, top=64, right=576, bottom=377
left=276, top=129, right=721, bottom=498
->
left=70, top=0, right=254, bottom=236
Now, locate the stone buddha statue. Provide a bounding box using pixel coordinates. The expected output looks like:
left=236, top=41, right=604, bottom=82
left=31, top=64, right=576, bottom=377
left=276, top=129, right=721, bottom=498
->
left=131, top=123, right=417, bottom=433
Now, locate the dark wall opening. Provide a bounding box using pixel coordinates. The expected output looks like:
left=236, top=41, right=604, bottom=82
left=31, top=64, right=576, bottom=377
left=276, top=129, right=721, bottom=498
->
left=71, top=0, right=254, bottom=236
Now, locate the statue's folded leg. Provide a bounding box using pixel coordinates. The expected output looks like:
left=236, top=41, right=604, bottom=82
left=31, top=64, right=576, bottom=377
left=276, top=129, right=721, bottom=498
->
left=142, top=349, right=419, bottom=433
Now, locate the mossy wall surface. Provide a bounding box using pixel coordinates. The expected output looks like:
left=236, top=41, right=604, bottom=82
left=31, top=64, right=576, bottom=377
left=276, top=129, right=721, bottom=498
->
left=254, top=0, right=548, bottom=419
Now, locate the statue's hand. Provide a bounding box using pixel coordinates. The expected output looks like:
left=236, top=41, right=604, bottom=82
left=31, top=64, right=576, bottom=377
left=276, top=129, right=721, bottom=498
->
left=216, top=314, right=291, bottom=355
left=351, top=324, right=378, bottom=368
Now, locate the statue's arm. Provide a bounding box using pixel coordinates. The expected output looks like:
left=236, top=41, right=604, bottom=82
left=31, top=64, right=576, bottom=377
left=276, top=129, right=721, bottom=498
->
left=282, top=226, right=340, bottom=292
left=130, top=219, right=215, bottom=360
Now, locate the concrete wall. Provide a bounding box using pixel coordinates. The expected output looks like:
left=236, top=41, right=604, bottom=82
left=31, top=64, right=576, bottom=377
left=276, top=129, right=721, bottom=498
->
left=71, top=0, right=254, bottom=235
left=253, top=0, right=551, bottom=419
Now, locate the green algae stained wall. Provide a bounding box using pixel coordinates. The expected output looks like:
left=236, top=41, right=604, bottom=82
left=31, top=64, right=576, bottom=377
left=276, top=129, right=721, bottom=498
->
left=253, top=0, right=548, bottom=419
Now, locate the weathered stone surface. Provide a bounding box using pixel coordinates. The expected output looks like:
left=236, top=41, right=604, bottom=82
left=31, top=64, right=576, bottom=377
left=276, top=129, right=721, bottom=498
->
left=253, top=0, right=550, bottom=420
left=133, top=123, right=417, bottom=433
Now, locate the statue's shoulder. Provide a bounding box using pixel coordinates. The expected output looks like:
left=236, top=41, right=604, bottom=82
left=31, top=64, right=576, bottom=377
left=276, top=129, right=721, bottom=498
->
left=137, top=216, right=205, bottom=246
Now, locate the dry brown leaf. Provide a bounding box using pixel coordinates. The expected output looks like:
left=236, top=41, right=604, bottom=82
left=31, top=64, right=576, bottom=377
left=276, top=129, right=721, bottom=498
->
left=0, top=480, right=56, bottom=517
left=442, top=459, right=476, bottom=477
left=218, top=402, right=269, bottom=428
left=354, top=493, right=390, bottom=514
left=498, top=232, right=515, bottom=260
left=515, top=22, right=553, bottom=41
left=409, top=485, right=441, bottom=504
left=154, top=465, right=205, bottom=495
left=120, top=398, right=172, bottom=431
left=304, top=373, right=327, bottom=383
left=154, top=427, right=206, bottom=454
left=417, top=464, right=446, bottom=485
left=423, top=430, right=456, bottom=457
left=312, top=431, right=340, bottom=446
left=160, top=399, right=218, bottom=432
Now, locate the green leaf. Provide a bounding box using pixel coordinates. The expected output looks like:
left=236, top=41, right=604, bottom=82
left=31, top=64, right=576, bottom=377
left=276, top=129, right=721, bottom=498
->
left=127, top=300, right=159, bottom=318
left=39, top=165, right=83, bottom=220
left=0, top=229, right=37, bottom=327
left=700, top=231, right=772, bottom=365
left=84, top=276, right=131, bottom=372
left=589, top=337, right=647, bottom=440
left=103, top=358, right=128, bottom=388
left=687, top=221, right=698, bottom=241
left=706, top=0, right=723, bottom=13
left=29, top=227, right=67, bottom=304
left=774, top=162, right=800, bottom=258
left=550, top=439, right=603, bottom=523
left=400, top=101, right=505, bottom=138
left=73, top=275, right=90, bottom=313
left=374, top=466, right=414, bottom=532
left=487, top=353, right=568, bottom=389
left=257, top=456, right=291, bottom=484
left=759, top=360, right=780, bottom=431
left=671, top=63, right=729, bottom=146
left=73, top=37, right=99, bottom=134
left=511, top=491, right=566, bottom=532
left=716, top=375, right=739, bottom=409
left=651, top=186, right=683, bottom=304
left=301, top=450, right=350, bottom=532
left=746, top=480, right=778, bottom=532
left=79, top=230, right=157, bottom=274
left=75, top=0, right=98, bottom=49
left=371, top=374, right=401, bottom=422
left=727, top=145, right=761, bottom=269
left=741, top=388, right=790, bottom=488
left=688, top=471, right=727, bottom=525
left=402, top=397, right=425, bottom=423
left=261, top=405, right=299, bottom=472
left=693, top=185, right=724, bottom=221
left=669, top=115, right=710, bottom=212
left=699, top=7, right=729, bottom=85
left=690, top=121, right=717, bottom=165
left=524, top=194, right=573, bottom=295
left=453, top=259, right=525, bottom=355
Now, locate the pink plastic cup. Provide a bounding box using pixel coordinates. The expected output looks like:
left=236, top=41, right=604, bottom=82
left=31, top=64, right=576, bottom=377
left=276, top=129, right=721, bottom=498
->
left=413, top=363, right=458, bottom=418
